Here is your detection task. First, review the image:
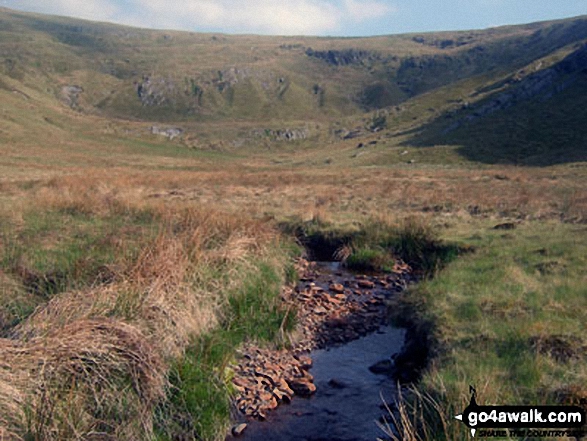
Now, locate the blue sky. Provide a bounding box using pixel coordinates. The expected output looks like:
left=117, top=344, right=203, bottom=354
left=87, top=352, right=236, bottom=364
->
left=2, top=0, right=586, bottom=36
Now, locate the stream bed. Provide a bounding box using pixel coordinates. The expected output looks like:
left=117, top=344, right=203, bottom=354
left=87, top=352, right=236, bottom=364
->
left=238, top=325, right=405, bottom=440
left=228, top=259, right=414, bottom=441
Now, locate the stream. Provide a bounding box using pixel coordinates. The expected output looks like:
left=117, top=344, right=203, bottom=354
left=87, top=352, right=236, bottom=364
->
left=239, top=326, right=404, bottom=440
left=229, top=260, right=411, bottom=440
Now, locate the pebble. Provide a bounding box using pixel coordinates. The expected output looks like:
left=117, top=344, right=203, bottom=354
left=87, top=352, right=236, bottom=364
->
left=296, top=354, right=313, bottom=369
left=329, top=283, right=345, bottom=293
left=358, top=279, right=375, bottom=289
left=314, top=306, right=328, bottom=314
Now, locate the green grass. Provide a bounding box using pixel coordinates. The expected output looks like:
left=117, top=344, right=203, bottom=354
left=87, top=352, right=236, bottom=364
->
left=393, top=220, right=587, bottom=440
left=348, top=218, right=461, bottom=275
left=156, top=258, right=296, bottom=441
left=225, top=262, right=294, bottom=342
left=280, top=216, right=461, bottom=274
left=0, top=205, right=160, bottom=332
left=156, top=332, right=235, bottom=441
left=345, top=247, right=393, bottom=272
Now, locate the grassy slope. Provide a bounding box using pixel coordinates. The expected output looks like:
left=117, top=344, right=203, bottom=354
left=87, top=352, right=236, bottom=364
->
left=0, top=180, right=297, bottom=440
left=382, top=219, right=587, bottom=441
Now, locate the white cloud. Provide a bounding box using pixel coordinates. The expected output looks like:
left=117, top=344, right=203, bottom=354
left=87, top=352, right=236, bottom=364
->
left=6, top=0, right=395, bottom=35
left=135, top=0, right=396, bottom=35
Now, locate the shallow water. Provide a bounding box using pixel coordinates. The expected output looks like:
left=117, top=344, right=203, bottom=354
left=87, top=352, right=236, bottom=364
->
left=238, top=326, right=405, bottom=441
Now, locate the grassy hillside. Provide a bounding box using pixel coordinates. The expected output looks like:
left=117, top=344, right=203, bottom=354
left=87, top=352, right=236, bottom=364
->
left=2, top=7, right=586, bottom=167
left=1, top=7, right=586, bottom=125
left=401, top=42, right=587, bottom=165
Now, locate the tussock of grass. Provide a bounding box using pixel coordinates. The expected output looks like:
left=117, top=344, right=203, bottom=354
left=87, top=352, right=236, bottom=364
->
left=345, top=247, right=392, bottom=272
left=282, top=215, right=462, bottom=277
left=379, top=386, right=457, bottom=441
left=278, top=217, right=352, bottom=261
left=346, top=217, right=461, bottom=276
left=0, top=319, right=166, bottom=440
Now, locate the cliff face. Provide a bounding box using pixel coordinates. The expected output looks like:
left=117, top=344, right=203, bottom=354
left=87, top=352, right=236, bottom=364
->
left=395, top=18, right=587, bottom=98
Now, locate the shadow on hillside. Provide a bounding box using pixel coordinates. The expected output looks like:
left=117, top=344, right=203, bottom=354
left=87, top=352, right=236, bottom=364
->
left=401, top=45, right=587, bottom=166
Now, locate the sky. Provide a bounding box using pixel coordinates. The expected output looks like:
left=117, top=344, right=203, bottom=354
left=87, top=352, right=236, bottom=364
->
left=1, top=0, right=586, bottom=36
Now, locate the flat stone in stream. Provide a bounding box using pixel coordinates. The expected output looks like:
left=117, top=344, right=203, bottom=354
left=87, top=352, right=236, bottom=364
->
left=231, top=423, right=247, bottom=437
left=287, top=378, right=317, bottom=396
left=273, top=388, right=292, bottom=403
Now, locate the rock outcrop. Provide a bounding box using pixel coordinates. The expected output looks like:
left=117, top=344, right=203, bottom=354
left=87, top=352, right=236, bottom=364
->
left=444, top=43, right=587, bottom=133
left=305, top=48, right=389, bottom=66
left=151, top=126, right=183, bottom=140
left=135, top=76, right=174, bottom=106
left=254, top=128, right=309, bottom=142
left=61, top=85, right=83, bottom=108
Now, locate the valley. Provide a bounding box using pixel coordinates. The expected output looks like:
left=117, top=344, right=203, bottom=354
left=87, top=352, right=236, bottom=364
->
left=0, top=7, right=586, bottom=440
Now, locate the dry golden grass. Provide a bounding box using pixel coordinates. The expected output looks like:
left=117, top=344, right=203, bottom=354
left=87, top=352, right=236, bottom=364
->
left=11, top=201, right=279, bottom=352
left=379, top=378, right=521, bottom=441
left=0, top=319, right=165, bottom=440
left=378, top=386, right=456, bottom=441
left=16, top=163, right=586, bottom=227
